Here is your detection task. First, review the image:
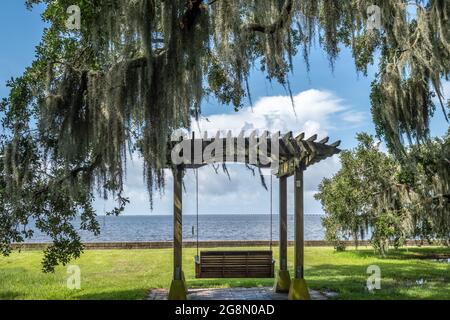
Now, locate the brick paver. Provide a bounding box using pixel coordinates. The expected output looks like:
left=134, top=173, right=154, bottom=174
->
left=147, top=287, right=334, bottom=300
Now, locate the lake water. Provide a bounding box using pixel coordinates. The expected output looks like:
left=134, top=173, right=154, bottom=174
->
left=26, top=214, right=326, bottom=242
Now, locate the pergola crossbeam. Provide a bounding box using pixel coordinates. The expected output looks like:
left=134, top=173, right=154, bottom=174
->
left=167, top=132, right=341, bottom=177
left=318, top=137, right=330, bottom=144
left=295, top=132, right=305, bottom=142
left=330, top=140, right=342, bottom=148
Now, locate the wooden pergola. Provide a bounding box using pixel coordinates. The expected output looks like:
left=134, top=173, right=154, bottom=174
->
left=167, top=131, right=341, bottom=300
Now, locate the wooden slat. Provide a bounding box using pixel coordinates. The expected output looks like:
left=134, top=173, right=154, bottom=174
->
left=197, top=250, right=274, bottom=279
left=201, top=250, right=272, bottom=255
left=330, top=140, right=341, bottom=148
left=201, top=255, right=272, bottom=258
left=202, top=266, right=271, bottom=268
left=201, top=262, right=272, bottom=265
left=281, top=132, right=296, bottom=155
left=318, top=137, right=329, bottom=144
left=201, top=262, right=271, bottom=264
left=197, top=274, right=272, bottom=279
left=295, top=132, right=305, bottom=141
left=169, top=131, right=341, bottom=173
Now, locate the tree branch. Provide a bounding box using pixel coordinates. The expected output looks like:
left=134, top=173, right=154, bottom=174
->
left=180, top=0, right=205, bottom=31
left=34, top=154, right=103, bottom=197
left=245, top=0, right=293, bottom=34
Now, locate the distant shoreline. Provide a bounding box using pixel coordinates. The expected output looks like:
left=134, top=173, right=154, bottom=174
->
left=11, top=240, right=435, bottom=250
left=93, top=213, right=326, bottom=216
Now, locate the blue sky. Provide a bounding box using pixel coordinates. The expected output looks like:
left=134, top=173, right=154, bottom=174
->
left=1, top=1, right=448, bottom=215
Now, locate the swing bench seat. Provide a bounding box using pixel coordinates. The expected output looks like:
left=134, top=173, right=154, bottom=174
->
left=195, top=250, right=275, bottom=279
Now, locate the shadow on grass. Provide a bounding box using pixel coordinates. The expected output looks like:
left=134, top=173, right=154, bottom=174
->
left=76, top=289, right=148, bottom=300
left=345, top=246, right=450, bottom=260
left=0, top=291, right=23, bottom=300
left=306, top=261, right=449, bottom=300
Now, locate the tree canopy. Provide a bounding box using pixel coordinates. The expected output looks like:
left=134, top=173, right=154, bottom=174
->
left=316, top=132, right=450, bottom=254
left=1, top=0, right=449, bottom=270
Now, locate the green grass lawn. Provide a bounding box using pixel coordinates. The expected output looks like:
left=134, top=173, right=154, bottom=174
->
left=0, top=246, right=449, bottom=300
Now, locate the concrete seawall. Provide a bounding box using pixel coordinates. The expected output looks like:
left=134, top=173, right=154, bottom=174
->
left=11, top=240, right=434, bottom=250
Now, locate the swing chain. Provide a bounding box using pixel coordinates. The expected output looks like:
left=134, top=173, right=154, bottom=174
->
left=270, top=174, right=273, bottom=251
left=196, top=168, right=199, bottom=257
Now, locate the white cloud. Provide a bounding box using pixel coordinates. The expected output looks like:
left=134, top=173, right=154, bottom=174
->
left=339, top=111, right=367, bottom=125
left=193, top=89, right=362, bottom=138
left=96, top=89, right=357, bottom=215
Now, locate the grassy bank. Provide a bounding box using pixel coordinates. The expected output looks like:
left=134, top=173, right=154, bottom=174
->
left=0, top=246, right=449, bottom=300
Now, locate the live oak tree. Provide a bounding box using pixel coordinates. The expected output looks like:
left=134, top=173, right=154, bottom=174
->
left=316, top=133, right=400, bottom=253
left=316, top=132, right=450, bottom=254
left=0, top=0, right=449, bottom=270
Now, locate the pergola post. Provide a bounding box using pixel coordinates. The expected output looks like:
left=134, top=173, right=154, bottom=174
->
left=168, top=168, right=187, bottom=300
left=274, top=176, right=291, bottom=293
left=288, top=165, right=311, bottom=300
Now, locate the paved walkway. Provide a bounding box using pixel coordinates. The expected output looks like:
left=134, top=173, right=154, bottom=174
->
left=147, top=287, right=334, bottom=300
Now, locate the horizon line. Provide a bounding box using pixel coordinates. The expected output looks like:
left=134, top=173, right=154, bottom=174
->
left=95, top=213, right=326, bottom=216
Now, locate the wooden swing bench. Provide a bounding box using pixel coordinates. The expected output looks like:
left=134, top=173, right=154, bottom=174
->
left=195, top=250, right=275, bottom=279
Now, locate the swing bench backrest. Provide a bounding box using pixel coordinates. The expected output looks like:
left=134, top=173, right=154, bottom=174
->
left=195, top=250, right=275, bottom=279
